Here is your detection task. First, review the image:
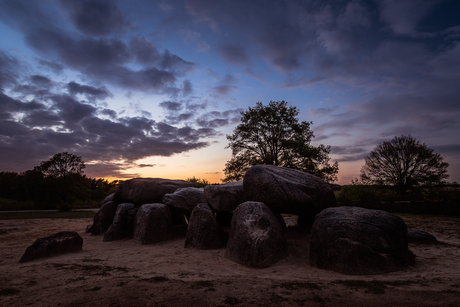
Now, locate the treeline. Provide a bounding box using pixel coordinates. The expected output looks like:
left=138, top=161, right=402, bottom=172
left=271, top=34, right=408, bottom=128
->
left=336, top=184, right=460, bottom=215
left=0, top=170, right=118, bottom=211
left=0, top=152, right=119, bottom=211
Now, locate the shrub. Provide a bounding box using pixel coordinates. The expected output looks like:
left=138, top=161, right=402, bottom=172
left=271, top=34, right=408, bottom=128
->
left=336, top=185, right=381, bottom=206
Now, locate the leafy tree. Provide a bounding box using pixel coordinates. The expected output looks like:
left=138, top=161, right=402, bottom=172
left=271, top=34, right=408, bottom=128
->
left=186, top=176, right=211, bottom=188
left=34, top=152, right=85, bottom=178
left=360, top=135, right=449, bottom=194
left=223, top=100, right=339, bottom=183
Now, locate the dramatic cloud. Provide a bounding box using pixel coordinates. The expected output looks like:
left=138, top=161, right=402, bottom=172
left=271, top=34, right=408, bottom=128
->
left=1, top=0, right=459, bottom=182
left=58, top=0, right=131, bottom=36
left=67, top=81, right=111, bottom=101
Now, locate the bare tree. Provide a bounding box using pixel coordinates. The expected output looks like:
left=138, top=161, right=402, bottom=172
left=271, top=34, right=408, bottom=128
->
left=360, top=135, right=449, bottom=194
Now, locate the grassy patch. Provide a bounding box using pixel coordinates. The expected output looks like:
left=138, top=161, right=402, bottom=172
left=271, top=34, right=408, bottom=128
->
left=279, top=281, right=321, bottom=290
left=52, top=263, right=128, bottom=276
left=190, top=280, right=214, bottom=289
left=270, top=293, right=288, bottom=304
left=0, top=288, right=20, bottom=296
left=223, top=296, right=241, bottom=305
left=0, top=211, right=96, bottom=220
left=0, top=227, right=18, bottom=235
left=82, top=258, right=104, bottom=262
left=139, top=276, right=170, bottom=283
left=332, top=280, right=387, bottom=294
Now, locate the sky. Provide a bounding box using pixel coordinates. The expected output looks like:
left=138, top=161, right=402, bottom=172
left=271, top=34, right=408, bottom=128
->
left=0, top=0, right=459, bottom=184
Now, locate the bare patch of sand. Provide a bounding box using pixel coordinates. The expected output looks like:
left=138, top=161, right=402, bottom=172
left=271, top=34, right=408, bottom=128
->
left=1, top=214, right=460, bottom=306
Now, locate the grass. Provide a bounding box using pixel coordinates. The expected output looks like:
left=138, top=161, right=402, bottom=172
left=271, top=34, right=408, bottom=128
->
left=0, top=227, right=18, bottom=235
left=190, top=280, right=214, bottom=289
left=139, top=276, right=170, bottom=283
left=278, top=281, right=321, bottom=290
left=0, top=211, right=96, bottom=220
left=0, top=288, right=20, bottom=296
left=52, top=263, right=129, bottom=276
left=223, top=296, right=241, bottom=305
left=332, top=280, right=388, bottom=294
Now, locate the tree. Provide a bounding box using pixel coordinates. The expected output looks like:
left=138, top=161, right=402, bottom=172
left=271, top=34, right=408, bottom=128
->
left=360, top=135, right=449, bottom=194
left=186, top=176, right=211, bottom=188
left=223, top=100, right=339, bottom=183
left=34, top=152, right=85, bottom=178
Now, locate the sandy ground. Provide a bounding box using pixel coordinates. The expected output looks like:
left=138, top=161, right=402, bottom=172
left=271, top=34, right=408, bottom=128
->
left=1, top=214, right=460, bottom=307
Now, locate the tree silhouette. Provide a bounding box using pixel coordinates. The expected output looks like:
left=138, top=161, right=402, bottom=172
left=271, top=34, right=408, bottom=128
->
left=223, top=101, right=338, bottom=183
left=34, top=152, right=85, bottom=178
left=361, top=135, right=449, bottom=194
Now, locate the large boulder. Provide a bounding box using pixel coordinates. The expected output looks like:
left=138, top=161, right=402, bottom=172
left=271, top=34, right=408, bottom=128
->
left=103, top=203, right=139, bottom=242
left=243, top=165, right=337, bottom=219
left=204, top=180, right=246, bottom=212
left=19, top=231, right=83, bottom=262
left=134, top=203, right=172, bottom=244
left=310, top=206, right=413, bottom=275
left=225, top=201, right=288, bottom=268
left=86, top=200, right=119, bottom=235
left=103, top=193, right=115, bottom=203
left=163, top=187, right=206, bottom=214
left=99, top=201, right=120, bottom=234
left=113, top=178, right=195, bottom=204
left=185, top=203, right=226, bottom=249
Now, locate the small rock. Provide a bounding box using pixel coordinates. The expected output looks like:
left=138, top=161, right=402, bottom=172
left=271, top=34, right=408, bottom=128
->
left=19, top=231, right=83, bottom=262
left=408, top=229, right=438, bottom=244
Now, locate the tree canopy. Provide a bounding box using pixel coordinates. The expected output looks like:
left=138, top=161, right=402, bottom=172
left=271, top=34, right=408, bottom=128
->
left=33, top=152, right=85, bottom=178
left=360, top=135, right=449, bottom=194
left=223, top=100, right=338, bottom=183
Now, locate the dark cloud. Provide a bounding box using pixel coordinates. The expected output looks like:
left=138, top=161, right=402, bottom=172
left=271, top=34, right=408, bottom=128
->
left=210, top=85, right=238, bottom=96
left=51, top=95, right=97, bottom=129
left=58, top=0, right=131, bottom=36
left=130, top=37, right=160, bottom=65
left=30, top=75, right=52, bottom=88
left=0, top=1, right=194, bottom=94
left=182, top=80, right=193, bottom=96
left=0, top=89, right=214, bottom=173
left=196, top=108, right=243, bottom=128
left=67, top=81, right=111, bottom=101
left=160, top=101, right=182, bottom=111
left=37, top=59, right=64, bottom=74
left=0, top=51, right=19, bottom=88
left=217, top=44, right=250, bottom=65
left=378, top=0, right=437, bottom=37
left=99, top=108, right=117, bottom=118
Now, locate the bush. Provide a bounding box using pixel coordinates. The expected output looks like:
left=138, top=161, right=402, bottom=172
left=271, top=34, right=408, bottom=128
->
left=336, top=185, right=381, bottom=206
left=186, top=176, right=210, bottom=188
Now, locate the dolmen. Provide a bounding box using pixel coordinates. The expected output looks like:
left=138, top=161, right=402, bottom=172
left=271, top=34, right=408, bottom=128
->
left=84, top=165, right=424, bottom=274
